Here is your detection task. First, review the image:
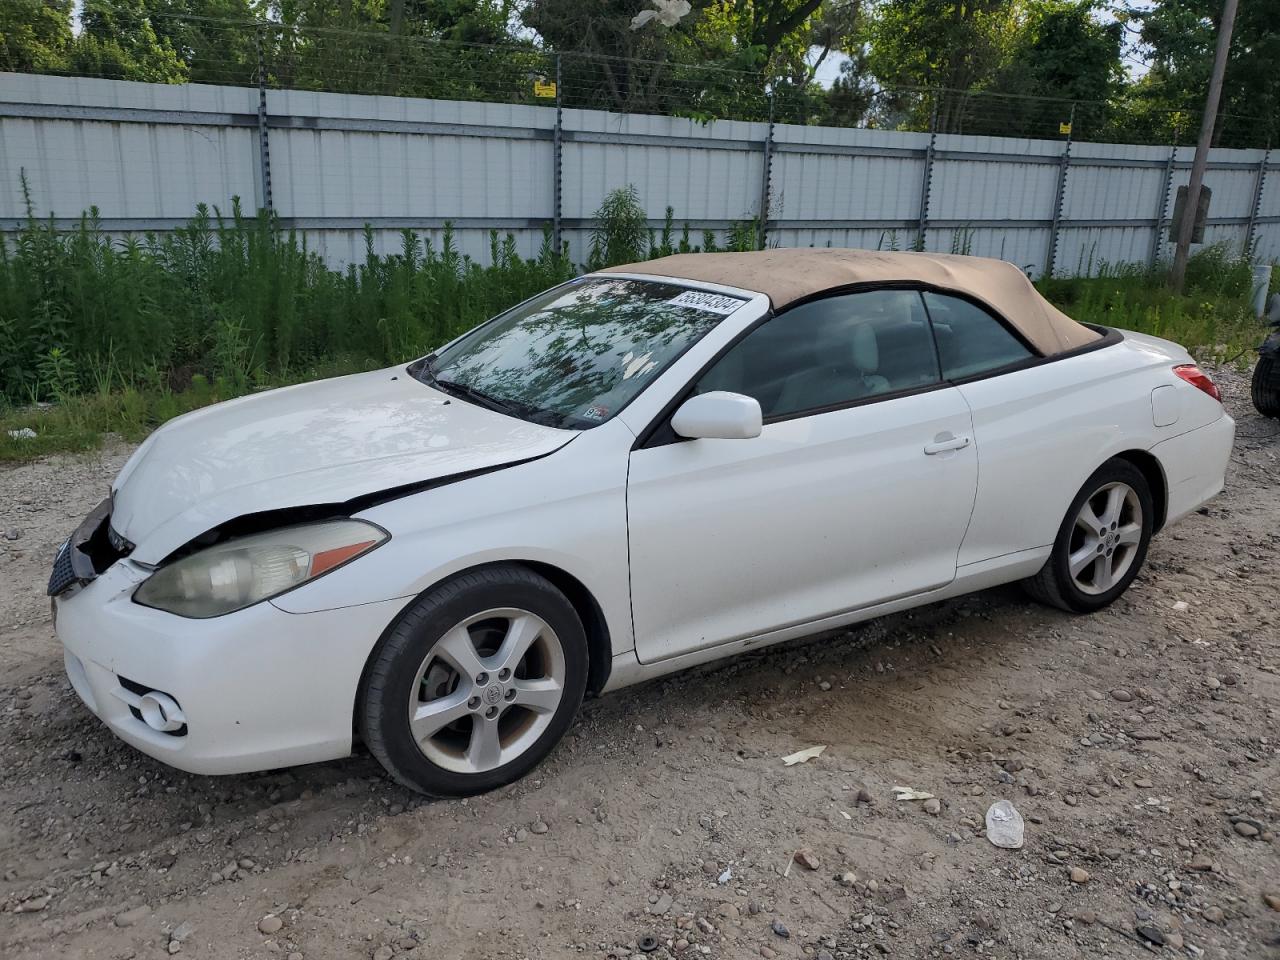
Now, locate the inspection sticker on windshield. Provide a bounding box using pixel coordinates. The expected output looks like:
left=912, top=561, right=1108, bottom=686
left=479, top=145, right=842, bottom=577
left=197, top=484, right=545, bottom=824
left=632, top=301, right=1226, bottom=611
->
left=667, top=290, right=746, bottom=314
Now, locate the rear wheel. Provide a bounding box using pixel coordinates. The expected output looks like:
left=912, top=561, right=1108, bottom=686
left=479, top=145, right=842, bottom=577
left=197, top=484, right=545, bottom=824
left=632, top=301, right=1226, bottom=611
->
left=1253, top=356, right=1280, bottom=418
left=1023, top=459, right=1153, bottom=613
left=359, top=565, right=587, bottom=797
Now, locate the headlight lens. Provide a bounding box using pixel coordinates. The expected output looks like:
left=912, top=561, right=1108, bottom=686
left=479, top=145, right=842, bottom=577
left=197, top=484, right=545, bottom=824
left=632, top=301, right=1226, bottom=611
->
left=134, top=519, right=387, bottom=618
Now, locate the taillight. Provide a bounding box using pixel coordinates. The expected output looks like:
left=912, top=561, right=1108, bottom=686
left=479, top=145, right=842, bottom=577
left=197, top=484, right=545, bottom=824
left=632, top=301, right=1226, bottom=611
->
left=1173, top=364, right=1221, bottom=402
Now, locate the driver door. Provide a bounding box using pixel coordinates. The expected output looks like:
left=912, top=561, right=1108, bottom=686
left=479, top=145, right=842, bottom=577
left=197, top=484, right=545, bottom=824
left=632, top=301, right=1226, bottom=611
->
left=626, top=289, right=978, bottom=663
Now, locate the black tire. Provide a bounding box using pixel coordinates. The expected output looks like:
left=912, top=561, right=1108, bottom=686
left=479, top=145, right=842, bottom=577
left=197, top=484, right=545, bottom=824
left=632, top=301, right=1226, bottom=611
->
left=1253, top=356, right=1280, bottom=418
left=359, top=564, right=587, bottom=797
left=1022, top=458, right=1154, bottom=614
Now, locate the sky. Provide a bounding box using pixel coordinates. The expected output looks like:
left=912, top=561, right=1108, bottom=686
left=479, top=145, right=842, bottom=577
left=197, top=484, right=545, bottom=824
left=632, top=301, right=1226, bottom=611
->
left=811, top=49, right=850, bottom=87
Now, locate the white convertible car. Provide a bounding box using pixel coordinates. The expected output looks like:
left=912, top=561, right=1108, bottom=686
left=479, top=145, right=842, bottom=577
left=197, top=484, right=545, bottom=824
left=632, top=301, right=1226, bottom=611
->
left=50, top=249, right=1234, bottom=796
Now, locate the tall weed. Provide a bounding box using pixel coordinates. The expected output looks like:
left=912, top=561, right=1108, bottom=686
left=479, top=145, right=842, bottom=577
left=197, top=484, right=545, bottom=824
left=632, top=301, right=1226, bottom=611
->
left=0, top=182, right=1268, bottom=455
left=0, top=196, right=575, bottom=404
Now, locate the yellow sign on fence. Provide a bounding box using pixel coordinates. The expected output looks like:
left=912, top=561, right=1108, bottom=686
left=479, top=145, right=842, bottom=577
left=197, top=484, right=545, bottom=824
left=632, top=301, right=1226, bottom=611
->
left=533, top=80, right=557, bottom=99
left=1059, top=121, right=1072, bottom=136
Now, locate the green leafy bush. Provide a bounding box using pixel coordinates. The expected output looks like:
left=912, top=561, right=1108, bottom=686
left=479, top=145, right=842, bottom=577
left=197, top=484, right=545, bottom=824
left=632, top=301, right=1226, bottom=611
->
left=586, top=185, right=650, bottom=270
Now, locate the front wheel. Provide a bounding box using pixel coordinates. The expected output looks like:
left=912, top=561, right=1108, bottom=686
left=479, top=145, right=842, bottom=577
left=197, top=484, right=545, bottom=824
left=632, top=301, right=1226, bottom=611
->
left=1023, top=459, right=1154, bottom=613
left=359, top=565, right=587, bottom=797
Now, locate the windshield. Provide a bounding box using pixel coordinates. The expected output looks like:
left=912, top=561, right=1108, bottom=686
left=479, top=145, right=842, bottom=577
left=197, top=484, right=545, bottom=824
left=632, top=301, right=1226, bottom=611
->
left=412, top=277, right=747, bottom=429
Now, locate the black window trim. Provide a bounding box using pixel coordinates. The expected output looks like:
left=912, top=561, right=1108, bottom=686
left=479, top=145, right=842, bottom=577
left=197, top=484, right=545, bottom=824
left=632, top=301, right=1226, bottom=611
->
left=632, top=279, right=1123, bottom=450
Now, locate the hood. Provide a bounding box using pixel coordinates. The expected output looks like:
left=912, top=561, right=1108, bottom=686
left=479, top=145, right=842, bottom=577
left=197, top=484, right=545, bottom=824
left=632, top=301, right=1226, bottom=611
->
left=111, top=367, right=574, bottom=563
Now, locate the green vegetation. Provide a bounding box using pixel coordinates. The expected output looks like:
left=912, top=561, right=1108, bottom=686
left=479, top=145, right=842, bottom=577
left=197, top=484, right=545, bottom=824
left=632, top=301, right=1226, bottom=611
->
left=0, top=201, right=573, bottom=394
left=2, top=1, right=1275, bottom=146
left=0, top=186, right=759, bottom=460
left=1040, top=242, right=1268, bottom=362
left=0, top=187, right=1268, bottom=462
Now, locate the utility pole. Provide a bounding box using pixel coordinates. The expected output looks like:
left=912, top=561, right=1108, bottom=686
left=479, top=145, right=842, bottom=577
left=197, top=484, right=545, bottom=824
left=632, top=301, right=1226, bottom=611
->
left=1170, top=0, right=1239, bottom=293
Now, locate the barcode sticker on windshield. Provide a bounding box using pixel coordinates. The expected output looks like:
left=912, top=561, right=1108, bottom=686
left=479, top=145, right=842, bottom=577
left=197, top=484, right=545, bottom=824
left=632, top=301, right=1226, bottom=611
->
left=666, top=290, right=745, bottom=315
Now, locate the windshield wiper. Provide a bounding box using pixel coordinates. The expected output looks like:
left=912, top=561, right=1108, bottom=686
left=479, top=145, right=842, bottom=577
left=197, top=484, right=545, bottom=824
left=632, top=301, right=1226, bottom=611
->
left=433, top=377, right=523, bottom=416
left=414, top=358, right=567, bottom=427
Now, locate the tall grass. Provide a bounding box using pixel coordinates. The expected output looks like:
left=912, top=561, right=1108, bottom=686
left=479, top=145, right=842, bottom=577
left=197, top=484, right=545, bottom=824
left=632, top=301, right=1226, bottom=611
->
left=0, top=196, right=575, bottom=405
left=0, top=185, right=767, bottom=459
left=0, top=184, right=1267, bottom=462
left=0, top=184, right=764, bottom=411
left=1038, top=243, right=1263, bottom=363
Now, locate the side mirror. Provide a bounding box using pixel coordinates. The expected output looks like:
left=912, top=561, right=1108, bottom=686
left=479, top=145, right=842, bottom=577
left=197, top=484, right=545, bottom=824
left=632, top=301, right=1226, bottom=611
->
left=671, top=391, right=762, bottom=440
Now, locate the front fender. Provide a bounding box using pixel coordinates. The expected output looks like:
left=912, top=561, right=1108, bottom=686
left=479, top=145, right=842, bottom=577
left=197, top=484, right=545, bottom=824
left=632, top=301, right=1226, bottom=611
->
left=266, top=420, right=637, bottom=657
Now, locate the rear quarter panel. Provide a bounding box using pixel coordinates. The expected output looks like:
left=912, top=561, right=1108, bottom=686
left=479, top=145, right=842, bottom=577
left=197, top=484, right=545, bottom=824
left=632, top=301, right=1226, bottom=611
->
left=954, top=332, right=1221, bottom=566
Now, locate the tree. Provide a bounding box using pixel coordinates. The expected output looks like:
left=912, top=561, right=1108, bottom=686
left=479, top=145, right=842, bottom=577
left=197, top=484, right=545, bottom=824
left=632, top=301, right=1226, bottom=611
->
left=147, top=0, right=264, bottom=86
left=821, top=48, right=877, bottom=126
left=521, top=0, right=703, bottom=112
left=519, top=1, right=853, bottom=119
left=988, top=0, right=1123, bottom=139
left=388, top=0, right=517, bottom=44
left=73, top=0, right=188, bottom=82
left=724, top=0, right=864, bottom=123
left=255, top=0, right=537, bottom=99
left=861, top=0, right=1021, bottom=131
left=1119, top=0, right=1280, bottom=148
left=0, top=0, right=73, bottom=73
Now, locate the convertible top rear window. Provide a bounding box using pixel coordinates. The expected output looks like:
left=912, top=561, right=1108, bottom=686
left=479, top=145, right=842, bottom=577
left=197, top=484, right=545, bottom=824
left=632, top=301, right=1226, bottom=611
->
left=414, top=278, right=745, bottom=429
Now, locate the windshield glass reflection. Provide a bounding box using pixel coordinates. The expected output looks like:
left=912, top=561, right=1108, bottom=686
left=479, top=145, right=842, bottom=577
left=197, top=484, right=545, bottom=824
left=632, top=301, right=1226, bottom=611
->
left=413, top=279, right=745, bottom=429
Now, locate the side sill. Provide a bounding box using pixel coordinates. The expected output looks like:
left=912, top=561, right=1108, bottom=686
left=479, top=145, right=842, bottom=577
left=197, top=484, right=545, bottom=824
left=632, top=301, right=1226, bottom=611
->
left=601, top=546, right=1051, bottom=695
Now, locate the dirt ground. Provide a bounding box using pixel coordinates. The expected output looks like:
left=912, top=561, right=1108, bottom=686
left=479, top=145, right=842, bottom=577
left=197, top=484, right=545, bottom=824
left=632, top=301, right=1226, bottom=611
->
left=2, top=367, right=1278, bottom=960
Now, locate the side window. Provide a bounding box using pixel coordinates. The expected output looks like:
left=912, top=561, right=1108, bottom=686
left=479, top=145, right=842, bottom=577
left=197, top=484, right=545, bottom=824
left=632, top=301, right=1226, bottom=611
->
left=695, top=290, right=941, bottom=420
left=923, top=292, right=1034, bottom=380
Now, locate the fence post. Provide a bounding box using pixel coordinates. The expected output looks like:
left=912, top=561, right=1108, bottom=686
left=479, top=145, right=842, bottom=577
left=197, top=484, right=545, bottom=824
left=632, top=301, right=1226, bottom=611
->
left=1044, top=102, right=1075, bottom=278
left=756, top=91, right=775, bottom=250
left=1245, top=146, right=1270, bottom=257
left=552, top=54, right=563, bottom=254
left=915, top=97, right=939, bottom=252
left=1149, top=146, right=1177, bottom=270
left=255, top=25, right=273, bottom=213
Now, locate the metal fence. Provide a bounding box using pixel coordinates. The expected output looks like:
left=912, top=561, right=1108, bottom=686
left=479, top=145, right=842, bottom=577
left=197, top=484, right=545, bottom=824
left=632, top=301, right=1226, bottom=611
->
left=2, top=67, right=1277, bottom=278
left=33, top=12, right=1275, bottom=147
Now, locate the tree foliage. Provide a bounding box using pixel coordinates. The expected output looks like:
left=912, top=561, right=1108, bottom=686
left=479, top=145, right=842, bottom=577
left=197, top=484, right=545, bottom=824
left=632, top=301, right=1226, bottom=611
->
left=0, top=0, right=1275, bottom=147
left=75, top=0, right=189, bottom=82
left=1120, top=0, right=1280, bottom=147
left=0, top=0, right=73, bottom=73
left=861, top=0, right=1020, bottom=131
left=987, top=0, right=1123, bottom=137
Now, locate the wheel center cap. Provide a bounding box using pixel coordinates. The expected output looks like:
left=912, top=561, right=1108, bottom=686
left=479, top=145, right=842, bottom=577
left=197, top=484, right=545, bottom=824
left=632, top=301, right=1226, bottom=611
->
left=483, top=683, right=503, bottom=706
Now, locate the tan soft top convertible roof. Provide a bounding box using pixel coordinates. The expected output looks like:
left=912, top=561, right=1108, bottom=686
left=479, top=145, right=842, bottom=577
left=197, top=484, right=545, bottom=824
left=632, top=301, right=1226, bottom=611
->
left=602, top=248, right=1099, bottom=356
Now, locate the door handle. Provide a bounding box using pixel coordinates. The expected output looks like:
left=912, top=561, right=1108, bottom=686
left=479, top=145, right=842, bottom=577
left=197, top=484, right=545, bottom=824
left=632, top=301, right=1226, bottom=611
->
left=924, top=434, right=971, bottom=455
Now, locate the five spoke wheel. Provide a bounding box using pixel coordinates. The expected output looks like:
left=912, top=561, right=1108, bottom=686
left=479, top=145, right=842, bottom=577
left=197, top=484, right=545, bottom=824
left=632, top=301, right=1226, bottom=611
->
left=360, top=564, right=587, bottom=797
left=1023, top=458, right=1154, bottom=613
left=408, top=609, right=566, bottom=775
left=1066, top=481, right=1143, bottom=595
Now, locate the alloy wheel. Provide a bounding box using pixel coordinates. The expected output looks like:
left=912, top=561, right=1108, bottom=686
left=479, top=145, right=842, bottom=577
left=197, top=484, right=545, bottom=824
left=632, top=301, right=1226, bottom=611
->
left=1067, top=481, right=1143, bottom=595
left=407, top=608, right=566, bottom=774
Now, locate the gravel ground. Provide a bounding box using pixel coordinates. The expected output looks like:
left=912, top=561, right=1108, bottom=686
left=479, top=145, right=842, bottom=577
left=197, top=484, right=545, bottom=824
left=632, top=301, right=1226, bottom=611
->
left=1, top=367, right=1278, bottom=960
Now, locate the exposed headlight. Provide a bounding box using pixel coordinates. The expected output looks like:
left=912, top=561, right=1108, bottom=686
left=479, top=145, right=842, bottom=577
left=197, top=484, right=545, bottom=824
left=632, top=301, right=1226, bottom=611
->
left=134, top=520, right=387, bottom=618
